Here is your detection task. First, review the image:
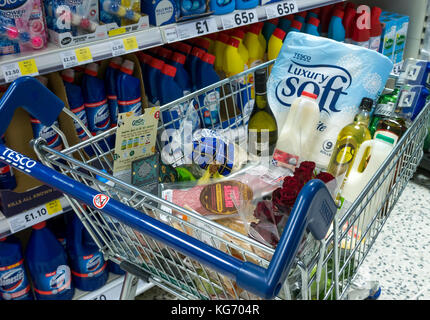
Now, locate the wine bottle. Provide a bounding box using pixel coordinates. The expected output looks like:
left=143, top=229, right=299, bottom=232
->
left=247, top=68, right=278, bottom=156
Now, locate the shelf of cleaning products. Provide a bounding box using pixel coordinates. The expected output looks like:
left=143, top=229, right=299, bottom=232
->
left=74, top=272, right=154, bottom=300
left=0, top=0, right=343, bottom=85
left=0, top=196, right=71, bottom=238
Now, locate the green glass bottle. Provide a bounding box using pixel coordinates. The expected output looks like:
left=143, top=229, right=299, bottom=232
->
left=247, top=68, right=278, bottom=155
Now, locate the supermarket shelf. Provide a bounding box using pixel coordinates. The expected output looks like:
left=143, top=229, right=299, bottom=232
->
left=74, top=272, right=155, bottom=300
left=0, top=0, right=343, bottom=84
left=0, top=196, right=71, bottom=237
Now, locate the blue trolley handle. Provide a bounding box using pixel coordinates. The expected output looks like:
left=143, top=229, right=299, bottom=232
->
left=0, top=77, right=338, bottom=299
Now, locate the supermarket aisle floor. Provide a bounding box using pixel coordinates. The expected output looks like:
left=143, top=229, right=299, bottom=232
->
left=354, top=167, right=430, bottom=300
left=135, top=168, right=430, bottom=301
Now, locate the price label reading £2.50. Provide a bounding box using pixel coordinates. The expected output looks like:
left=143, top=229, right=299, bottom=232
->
left=2, top=59, right=39, bottom=83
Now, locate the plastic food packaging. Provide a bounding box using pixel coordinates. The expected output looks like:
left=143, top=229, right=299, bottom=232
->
left=267, top=32, right=393, bottom=169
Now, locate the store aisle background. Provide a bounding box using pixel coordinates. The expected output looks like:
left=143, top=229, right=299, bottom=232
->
left=136, top=167, right=430, bottom=300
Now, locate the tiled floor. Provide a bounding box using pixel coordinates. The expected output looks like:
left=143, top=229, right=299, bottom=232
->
left=136, top=168, right=430, bottom=300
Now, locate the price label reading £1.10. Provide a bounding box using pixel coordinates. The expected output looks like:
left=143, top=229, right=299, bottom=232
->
left=8, top=199, right=63, bottom=234
left=221, top=9, right=258, bottom=29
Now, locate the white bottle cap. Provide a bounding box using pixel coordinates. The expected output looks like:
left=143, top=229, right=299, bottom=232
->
left=61, top=69, right=75, bottom=83
left=120, top=60, right=134, bottom=75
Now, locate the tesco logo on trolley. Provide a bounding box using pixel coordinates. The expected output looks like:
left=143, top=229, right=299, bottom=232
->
left=1, top=148, right=37, bottom=171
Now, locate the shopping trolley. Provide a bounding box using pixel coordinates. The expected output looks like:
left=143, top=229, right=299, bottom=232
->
left=0, top=60, right=428, bottom=300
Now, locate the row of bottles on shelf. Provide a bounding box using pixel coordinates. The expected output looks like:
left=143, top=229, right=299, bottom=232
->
left=0, top=212, right=124, bottom=300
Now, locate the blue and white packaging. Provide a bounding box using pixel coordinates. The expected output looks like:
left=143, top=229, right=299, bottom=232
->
left=141, top=0, right=179, bottom=26
left=267, top=32, right=393, bottom=169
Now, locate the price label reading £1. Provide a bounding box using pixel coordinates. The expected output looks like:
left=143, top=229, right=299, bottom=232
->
left=175, top=17, right=218, bottom=41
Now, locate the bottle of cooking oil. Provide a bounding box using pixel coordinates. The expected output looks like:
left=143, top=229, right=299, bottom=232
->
left=327, top=97, right=373, bottom=178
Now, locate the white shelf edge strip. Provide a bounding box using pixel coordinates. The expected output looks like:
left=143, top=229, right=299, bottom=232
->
left=0, top=0, right=343, bottom=84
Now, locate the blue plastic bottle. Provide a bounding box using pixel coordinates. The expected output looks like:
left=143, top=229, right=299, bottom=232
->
left=61, top=69, right=90, bottom=142
left=278, top=15, right=293, bottom=33
left=0, top=135, right=16, bottom=190
left=146, top=58, right=165, bottom=106
left=116, top=60, right=143, bottom=116
left=235, top=0, right=258, bottom=10
left=328, top=9, right=345, bottom=42
left=66, top=214, right=108, bottom=292
left=186, top=47, right=205, bottom=91
left=157, top=47, right=174, bottom=63
left=294, top=11, right=307, bottom=28
left=304, top=17, right=320, bottom=36
left=26, top=222, right=74, bottom=300
left=0, top=235, right=32, bottom=300
left=158, top=64, right=200, bottom=131
left=170, top=51, right=192, bottom=95
left=158, top=64, right=184, bottom=129
left=288, top=20, right=303, bottom=33
left=196, top=52, right=221, bottom=127
left=210, top=0, right=235, bottom=15
left=262, top=19, right=279, bottom=49
left=30, top=117, right=63, bottom=151
left=82, top=63, right=111, bottom=135
left=105, top=57, right=123, bottom=127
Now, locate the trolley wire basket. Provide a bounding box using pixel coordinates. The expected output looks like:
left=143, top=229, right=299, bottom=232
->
left=0, top=60, right=428, bottom=300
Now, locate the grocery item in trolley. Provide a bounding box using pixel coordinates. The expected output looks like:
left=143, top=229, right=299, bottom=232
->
left=267, top=31, right=393, bottom=169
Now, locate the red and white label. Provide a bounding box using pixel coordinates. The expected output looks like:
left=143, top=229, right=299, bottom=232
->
left=93, top=194, right=110, bottom=209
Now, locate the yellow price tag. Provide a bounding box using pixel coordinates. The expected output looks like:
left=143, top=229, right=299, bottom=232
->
left=46, top=199, right=63, bottom=215
left=75, top=47, right=93, bottom=63
left=108, top=27, right=126, bottom=37
left=17, top=59, right=38, bottom=76
left=123, top=36, right=138, bottom=52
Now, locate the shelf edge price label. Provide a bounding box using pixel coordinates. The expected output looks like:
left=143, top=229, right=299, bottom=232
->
left=7, top=199, right=63, bottom=234
left=60, top=50, right=79, bottom=68
left=222, top=9, right=258, bottom=29
left=176, top=17, right=218, bottom=40
left=163, top=26, right=179, bottom=43
left=2, top=59, right=39, bottom=83
left=265, top=0, right=298, bottom=19
left=75, top=47, right=93, bottom=64
left=110, top=39, right=126, bottom=56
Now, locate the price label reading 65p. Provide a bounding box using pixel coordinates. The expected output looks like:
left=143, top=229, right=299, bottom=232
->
left=222, top=9, right=258, bottom=29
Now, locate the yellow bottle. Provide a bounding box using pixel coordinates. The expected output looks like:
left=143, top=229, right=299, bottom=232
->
left=230, top=29, right=249, bottom=71
left=257, top=23, right=267, bottom=60
left=223, top=37, right=245, bottom=78
left=267, top=28, right=286, bottom=73
left=244, top=24, right=265, bottom=99
left=244, top=24, right=265, bottom=68
left=203, top=33, right=218, bottom=55
left=214, top=33, right=229, bottom=75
